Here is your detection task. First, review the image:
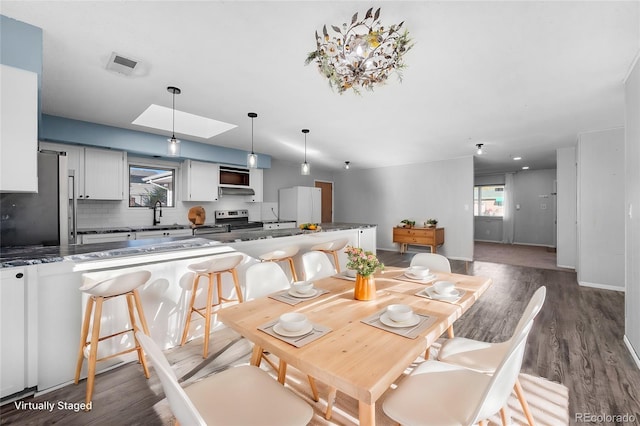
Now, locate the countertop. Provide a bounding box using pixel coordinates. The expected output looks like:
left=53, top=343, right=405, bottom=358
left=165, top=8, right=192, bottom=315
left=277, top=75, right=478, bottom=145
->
left=0, top=223, right=376, bottom=268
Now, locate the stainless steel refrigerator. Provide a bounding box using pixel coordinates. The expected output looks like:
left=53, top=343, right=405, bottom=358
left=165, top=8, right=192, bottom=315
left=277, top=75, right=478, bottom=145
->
left=1, top=150, right=74, bottom=247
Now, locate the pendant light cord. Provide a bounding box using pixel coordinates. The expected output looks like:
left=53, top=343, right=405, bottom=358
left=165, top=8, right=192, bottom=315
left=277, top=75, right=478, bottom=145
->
left=251, top=116, right=254, bottom=153
left=171, top=90, right=176, bottom=138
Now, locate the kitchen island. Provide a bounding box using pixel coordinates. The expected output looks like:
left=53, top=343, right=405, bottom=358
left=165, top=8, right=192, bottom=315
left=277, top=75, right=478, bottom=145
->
left=0, top=223, right=376, bottom=398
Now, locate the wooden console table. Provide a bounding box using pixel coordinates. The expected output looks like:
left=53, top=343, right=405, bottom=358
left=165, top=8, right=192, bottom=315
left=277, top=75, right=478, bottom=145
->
left=393, top=226, right=445, bottom=254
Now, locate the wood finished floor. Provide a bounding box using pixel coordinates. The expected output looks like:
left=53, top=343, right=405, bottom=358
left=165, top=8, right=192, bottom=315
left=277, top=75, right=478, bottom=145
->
left=2, top=247, right=639, bottom=425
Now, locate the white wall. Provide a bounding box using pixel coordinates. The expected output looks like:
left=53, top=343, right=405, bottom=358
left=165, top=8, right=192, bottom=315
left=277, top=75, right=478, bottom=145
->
left=513, top=169, right=557, bottom=246
left=332, top=156, right=474, bottom=261
left=577, top=128, right=625, bottom=290
left=624, top=53, right=640, bottom=362
left=556, top=146, right=577, bottom=269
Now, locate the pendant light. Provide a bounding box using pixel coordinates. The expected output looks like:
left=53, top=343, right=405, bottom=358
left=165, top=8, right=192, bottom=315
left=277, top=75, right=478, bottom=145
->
left=301, top=129, right=310, bottom=175
left=344, top=161, right=351, bottom=170
left=247, top=112, right=258, bottom=168
left=167, top=86, right=181, bottom=157
left=476, top=143, right=484, bottom=155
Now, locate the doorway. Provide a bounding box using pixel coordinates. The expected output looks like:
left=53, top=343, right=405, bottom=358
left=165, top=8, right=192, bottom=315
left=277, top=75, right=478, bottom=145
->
left=315, top=181, right=333, bottom=223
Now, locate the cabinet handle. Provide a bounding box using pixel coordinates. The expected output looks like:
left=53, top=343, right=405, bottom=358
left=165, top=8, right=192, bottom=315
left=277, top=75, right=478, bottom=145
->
left=85, top=195, right=90, bottom=198
left=16, top=273, right=24, bottom=279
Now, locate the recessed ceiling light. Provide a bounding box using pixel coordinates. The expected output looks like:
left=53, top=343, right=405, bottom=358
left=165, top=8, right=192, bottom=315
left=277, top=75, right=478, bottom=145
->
left=132, top=104, right=237, bottom=139
left=513, top=156, right=522, bottom=161
left=522, top=166, right=530, bottom=170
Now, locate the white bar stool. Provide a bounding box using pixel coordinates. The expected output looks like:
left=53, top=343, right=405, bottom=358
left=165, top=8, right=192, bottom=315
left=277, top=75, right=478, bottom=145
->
left=310, top=238, right=349, bottom=272
left=180, top=253, right=244, bottom=358
left=74, top=270, right=152, bottom=407
left=258, top=246, right=300, bottom=281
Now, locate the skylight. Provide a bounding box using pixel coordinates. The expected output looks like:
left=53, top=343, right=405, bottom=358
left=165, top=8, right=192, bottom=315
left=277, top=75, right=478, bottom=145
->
left=132, top=104, right=237, bottom=139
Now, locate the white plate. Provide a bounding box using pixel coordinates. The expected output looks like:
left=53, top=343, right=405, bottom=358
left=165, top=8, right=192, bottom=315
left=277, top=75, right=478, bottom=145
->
left=379, top=312, right=421, bottom=328
left=424, top=286, right=461, bottom=300
left=273, top=322, right=314, bottom=337
left=404, top=272, right=437, bottom=282
left=288, top=288, right=318, bottom=298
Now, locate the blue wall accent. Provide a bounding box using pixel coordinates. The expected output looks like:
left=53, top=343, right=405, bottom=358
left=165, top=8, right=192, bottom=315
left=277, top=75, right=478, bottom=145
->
left=41, top=115, right=271, bottom=168
left=1, top=14, right=43, bottom=130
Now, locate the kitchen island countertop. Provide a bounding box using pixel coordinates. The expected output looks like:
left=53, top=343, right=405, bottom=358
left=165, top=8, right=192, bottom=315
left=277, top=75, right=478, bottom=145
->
left=0, top=223, right=376, bottom=268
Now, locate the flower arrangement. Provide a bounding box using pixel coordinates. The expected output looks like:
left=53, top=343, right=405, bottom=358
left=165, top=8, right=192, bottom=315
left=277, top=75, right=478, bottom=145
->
left=345, top=245, right=384, bottom=277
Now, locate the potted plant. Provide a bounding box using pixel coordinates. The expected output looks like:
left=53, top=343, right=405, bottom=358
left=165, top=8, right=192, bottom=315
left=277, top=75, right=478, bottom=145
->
left=344, top=246, right=384, bottom=300
left=425, top=218, right=438, bottom=228
left=400, top=219, right=416, bottom=228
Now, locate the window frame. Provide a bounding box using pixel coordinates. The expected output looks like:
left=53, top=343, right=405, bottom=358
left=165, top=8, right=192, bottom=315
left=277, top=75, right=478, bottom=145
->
left=474, top=184, right=505, bottom=217
left=128, top=157, right=179, bottom=209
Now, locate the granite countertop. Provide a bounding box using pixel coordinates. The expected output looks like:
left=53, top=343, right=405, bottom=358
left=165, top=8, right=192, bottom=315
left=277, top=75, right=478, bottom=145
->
left=0, top=223, right=376, bottom=268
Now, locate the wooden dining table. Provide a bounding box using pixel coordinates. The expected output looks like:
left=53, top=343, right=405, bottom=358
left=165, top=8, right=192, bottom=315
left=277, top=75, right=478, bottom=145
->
left=217, top=267, right=492, bottom=425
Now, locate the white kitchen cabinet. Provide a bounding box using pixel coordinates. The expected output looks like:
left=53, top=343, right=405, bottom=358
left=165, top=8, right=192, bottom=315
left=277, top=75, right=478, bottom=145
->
left=248, top=168, right=263, bottom=202
left=136, top=229, right=193, bottom=239
left=182, top=160, right=219, bottom=201
left=358, top=226, right=377, bottom=253
left=1, top=65, right=38, bottom=192
left=1, top=268, right=26, bottom=398
left=39, top=143, right=125, bottom=200
left=263, top=222, right=296, bottom=230
left=80, top=232, right=135, bottom=244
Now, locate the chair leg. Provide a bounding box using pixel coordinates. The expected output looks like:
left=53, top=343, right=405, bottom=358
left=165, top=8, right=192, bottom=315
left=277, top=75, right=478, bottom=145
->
left=447, top=325, right=455, bottom=338
left=230, top=267, right=243, bottom=302
left=85, top=297, right=103, bottom=406
left=424, top=346, right=431, bottom=360
left=514, top=378, right=535, bottom=426
left=203, top=274, right=215, bottom=358
left=500, top=407, right=509, bottom=426
left=127, top=293, right=149, bottom=379
left=331, top=251, right=341, bottom=273
left=277, top=359, right=287, bottom=384
left=180, top=274, right=200, bottom=346
left=75, top=296, right=94, bottom=384
left=287, top=257, right=299, bottom=282
left=132, top=289, right=150, bottom=335
left=307, top=376, right=319, bottom=402
left=325, top=386, right=338, bottom=419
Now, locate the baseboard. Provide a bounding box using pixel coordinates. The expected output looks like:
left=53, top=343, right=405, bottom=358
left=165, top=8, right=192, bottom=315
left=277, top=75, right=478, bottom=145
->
left=556, top=263, right=576, bottom=270
left=624, top=335, right=640, bottom=370
left=578, top=280, right=625, bottom=292
left=512, top=241, right=556, bottom=248
left=447, top=256, right=474, bottom=262
left=474, top=239, right=503, bottom=244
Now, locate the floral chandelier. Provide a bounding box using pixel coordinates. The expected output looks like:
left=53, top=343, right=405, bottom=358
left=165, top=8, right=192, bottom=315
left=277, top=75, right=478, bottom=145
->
left=305, top=7, right=413, bottom=94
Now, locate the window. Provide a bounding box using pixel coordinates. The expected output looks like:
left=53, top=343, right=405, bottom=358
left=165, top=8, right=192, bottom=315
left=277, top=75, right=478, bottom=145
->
left=129, top=165, right=175, bottom=207
left=474, top=185, right=504, bottom=217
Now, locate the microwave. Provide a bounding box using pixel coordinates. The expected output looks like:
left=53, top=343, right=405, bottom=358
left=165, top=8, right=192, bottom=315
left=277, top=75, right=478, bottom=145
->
left=219, top=165, right=250, bottom=186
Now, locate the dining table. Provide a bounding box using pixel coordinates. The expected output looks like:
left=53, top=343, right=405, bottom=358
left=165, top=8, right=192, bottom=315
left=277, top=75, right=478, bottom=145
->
left=217, top=266, right=492, bottom=425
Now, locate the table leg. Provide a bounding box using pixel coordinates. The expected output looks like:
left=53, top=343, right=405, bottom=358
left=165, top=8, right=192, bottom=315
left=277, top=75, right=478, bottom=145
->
left=358, top=401, right=376, bottom=426
left=250, top=345, right=263, bottom=366
left=277, top=359, right=288, bottom=384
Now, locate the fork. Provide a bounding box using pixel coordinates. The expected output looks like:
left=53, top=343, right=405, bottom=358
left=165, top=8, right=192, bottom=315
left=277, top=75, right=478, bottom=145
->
left=293, top=328, right=320, bottom=342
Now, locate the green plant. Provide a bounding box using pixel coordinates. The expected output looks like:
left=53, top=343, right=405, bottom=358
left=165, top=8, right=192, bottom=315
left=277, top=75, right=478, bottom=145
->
left=345, top=246, right=384, bottom=277
left=401, top=219, right=415, bottom=227
left=426, top=218, right=438, bottom=225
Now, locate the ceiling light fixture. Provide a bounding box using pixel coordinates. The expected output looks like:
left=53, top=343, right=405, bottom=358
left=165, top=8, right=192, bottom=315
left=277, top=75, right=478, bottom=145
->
left=247, top=112, right=258, bottom=168
left=301, top=129, right=310, bottom=175
left=513, top=156, right=522, bottom=161
left=305, top=7, right=414, bottom=94
left=344, top=161, right=351, bottom=170
left=476, top=143, right=484, bottom=155
left=166, top=86, right=181, bottom=157
left=522, top=166, right=530, bottom=170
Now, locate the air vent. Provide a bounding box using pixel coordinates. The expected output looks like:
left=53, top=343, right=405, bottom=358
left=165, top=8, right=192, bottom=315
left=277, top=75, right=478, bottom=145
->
left=106, top=52, right=138, bottom=76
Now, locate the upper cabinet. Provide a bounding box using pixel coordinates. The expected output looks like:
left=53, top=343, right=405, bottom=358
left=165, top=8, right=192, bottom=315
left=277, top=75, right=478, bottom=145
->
left=40, top=142, right=125, bottom=200
left=1, top=65, right=38, bottom=192
left=248, top=168, right=263, bottom=202
left=182, top=159, right=219, bottom=201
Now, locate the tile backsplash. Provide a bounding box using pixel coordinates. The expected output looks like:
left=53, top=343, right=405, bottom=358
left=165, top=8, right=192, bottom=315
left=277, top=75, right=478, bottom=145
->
left=76, top=199, right=262, bottom=229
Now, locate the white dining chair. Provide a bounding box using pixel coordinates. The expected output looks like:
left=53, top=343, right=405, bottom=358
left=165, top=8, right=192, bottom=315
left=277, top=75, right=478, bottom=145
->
left=410, top=252, right=452, bottom=273
left=436, top=286, right=547, bottom=426
left=383, top=303, right=540, bottom=426
left=310, top=238, right=349, bottom=272
left=136, top=331, right=313, bottom=426
left=302, top=250, right=337, bottom=281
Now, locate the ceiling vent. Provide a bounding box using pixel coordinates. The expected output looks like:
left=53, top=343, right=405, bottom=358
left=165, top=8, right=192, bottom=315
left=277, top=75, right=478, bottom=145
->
left=106, top=52, right=139, bottom=76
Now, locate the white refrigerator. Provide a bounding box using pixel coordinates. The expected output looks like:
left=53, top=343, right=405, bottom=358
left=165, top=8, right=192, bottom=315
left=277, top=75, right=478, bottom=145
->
left=278, top=186, right=321, bottom=224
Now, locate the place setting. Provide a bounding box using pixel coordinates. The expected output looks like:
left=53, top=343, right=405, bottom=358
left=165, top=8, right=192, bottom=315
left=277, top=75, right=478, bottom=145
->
left=416, top=280, right=466, bottom=303
left=269, top=280, right=329, bottom=305
left=394, top=265, right=438, bottom=284
left=362, top=304, right=436, bottom=339
left=258, top=312, right=332, bottom=347
left=334, top=268, right=357, bottom=281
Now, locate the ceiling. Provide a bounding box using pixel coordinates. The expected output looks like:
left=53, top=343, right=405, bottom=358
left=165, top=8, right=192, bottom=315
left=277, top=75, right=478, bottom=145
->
left=3, top=1, right=639, bottom=174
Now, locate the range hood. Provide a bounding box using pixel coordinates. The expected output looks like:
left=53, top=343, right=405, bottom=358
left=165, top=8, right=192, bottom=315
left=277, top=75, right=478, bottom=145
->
left=219, top=186, right=255, bottom=196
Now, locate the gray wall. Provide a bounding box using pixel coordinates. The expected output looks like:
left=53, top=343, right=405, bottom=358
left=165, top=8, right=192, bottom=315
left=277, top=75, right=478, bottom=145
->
left=577, top=128, right=625, bottom=290
left=332, top=156, right=475, bottom=261
left=556, top=146, right=577, bottom=269
left=624, top=54, right=640, bottom=362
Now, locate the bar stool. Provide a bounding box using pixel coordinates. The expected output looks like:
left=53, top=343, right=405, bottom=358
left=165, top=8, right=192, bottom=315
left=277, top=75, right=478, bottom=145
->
left=74, top=270, right=152, bottom=407
left=310, top=238, right=349, bottom=272
left=258, top=246, right=300, bottom=282
left=180, top=253, right=244, bottom=358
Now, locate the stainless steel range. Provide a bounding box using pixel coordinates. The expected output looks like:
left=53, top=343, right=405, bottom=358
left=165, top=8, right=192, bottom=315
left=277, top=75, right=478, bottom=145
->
left=215, top=209, right=263, bottom=231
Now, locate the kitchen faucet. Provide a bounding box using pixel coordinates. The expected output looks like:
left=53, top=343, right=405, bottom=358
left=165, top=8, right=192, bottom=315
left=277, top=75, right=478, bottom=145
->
left=152, top=201, right=162, bottom=225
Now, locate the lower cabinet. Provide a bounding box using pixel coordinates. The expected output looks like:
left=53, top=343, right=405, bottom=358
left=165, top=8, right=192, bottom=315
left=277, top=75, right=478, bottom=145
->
left=263, top=222, right=297, bottom=230
left=135, top=229, right=193, bottom=239
left=1, top=268, right=26, bottom=398
left=358, top=226, right=377, bottom=253
left=79, top=232, right=135, bottom=244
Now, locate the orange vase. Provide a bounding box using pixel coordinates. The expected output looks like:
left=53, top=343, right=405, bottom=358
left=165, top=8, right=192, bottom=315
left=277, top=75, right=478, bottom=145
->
left=354, top=274, right=376, bottom=301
